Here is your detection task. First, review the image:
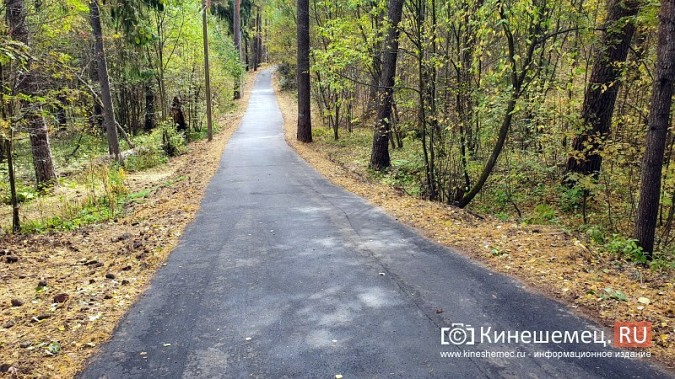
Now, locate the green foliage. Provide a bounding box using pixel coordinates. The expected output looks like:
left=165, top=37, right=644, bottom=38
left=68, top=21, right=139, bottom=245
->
left=495, top=212, right=509, bottom=221
left=601, top=287, right=628, bottom=301
left=126, top=188, right=152, bottom=202
left=583, top=225, right=606, bottom=245
left=22, top=202, right=116, bottom=233
left=1, top=0, right=245, bottom=237
left=161, top=124, right=187, bottom=157
left=382, top=157, right=425, bottom=196
left=0, top=39, right=29, bottom=66
left=1, top=184, right=38, bottom=205
left=649, top=256, right=675, bottom=271
left=125, top=148, right=168, bottom=172
left=265, top=0, right=297, bottom=65
left=124, top=123, right=190, bottom=172
left=21, top=165, right=129, bottom=233
left=558, top=186, right=584, bottom=213
left=188, top=127, right=210, bottom=141
left=524, top=204, right=558, bottom=225
left=604, top=235, right=649, bottom=264
left=277, top=63, right=297, bottom=91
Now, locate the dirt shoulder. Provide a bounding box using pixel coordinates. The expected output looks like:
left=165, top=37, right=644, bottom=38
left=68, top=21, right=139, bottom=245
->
left=273, top=74, right=674, bottom=370
left=0, top=71, right=258, bottom=378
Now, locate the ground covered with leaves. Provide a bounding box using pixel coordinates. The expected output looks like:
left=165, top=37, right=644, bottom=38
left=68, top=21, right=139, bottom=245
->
left=274, top=76, right=675, bottom=370
left=0, top=73, right=256, bottom=378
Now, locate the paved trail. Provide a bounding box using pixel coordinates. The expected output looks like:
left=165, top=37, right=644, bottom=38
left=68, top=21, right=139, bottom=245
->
left=81, top=69, right=670, bottom=378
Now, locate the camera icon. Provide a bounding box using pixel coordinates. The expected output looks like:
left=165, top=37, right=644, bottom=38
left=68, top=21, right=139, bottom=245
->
left=441, top=323, right=475, bottom=345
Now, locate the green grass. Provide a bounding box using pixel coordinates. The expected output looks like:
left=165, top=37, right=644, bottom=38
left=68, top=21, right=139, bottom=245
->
left=312, top=126, right=425, bottom=196
left=21, top=201, right=118, bottom=233
left=2, top=123, right=189, bottom=233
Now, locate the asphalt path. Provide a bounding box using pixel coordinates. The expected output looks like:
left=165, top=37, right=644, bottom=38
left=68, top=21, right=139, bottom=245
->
left=81, top=68, right=672, bottom=378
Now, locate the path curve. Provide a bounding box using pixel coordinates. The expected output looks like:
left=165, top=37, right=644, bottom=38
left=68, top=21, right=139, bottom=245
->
left=81, top=68, right=670, bottom=378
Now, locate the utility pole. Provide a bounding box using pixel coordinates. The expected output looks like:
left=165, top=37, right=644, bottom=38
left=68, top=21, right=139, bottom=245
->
left=202, top=0, right=213, bottom=141
left=233, top=0, right=242, bottom=99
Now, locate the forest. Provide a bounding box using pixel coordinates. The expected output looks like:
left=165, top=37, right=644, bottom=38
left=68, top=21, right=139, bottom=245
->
left=1, top=0, right=675, bottom=375
left=2, top=0, right=673, bottom=265
left=0, top=0, right=267, bottom=233
left=271, top=0, right=675, bottom=267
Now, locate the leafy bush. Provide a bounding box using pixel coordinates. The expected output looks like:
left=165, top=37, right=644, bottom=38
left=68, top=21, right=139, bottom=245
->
left=161, top=125, right=187, bottom=157
left=524, top=204, right=557, bottom=224
left=649, top=257, right=675, bottom=271
left=1, top=185, right=38, bottom=205
left=125, top=147, right=167, bottom=172
left=125, top=123, right=187, bottom=171
left=559, top=185, right=584, bottom=213
left=277, top=63, right=297, bottom=91
left=583, top=225, right=606, bottom=245
left=604, top=235, right=648, bottom=264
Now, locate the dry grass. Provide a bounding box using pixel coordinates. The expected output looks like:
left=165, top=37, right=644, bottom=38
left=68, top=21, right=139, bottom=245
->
left=0, top=71, right=258, bottom=378
left=273, top=73, right=675, bottom=370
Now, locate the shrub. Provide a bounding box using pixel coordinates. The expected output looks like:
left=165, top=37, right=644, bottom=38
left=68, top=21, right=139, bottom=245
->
left=604, top=235, right=648, bottom=264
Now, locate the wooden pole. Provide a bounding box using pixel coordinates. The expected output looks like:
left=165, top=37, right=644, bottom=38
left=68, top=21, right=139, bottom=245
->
left=202, top=0, right=213, bottom=142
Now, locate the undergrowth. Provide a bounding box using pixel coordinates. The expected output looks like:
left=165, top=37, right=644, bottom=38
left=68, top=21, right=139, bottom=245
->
left=308, top=126, right=675, bottom=270
left=0, top=121, right=207, bottom=234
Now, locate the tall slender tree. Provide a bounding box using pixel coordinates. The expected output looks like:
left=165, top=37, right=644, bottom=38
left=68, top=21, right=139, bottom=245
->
left=4, top=137, right=20, bottom=232
left=296, top=0, right=312, bottom=142
left=6, top=0, right=57, bottom=187
left=634, top=0, right=675, bottom=258
left=369, top=0, right=405, bottom=169
left=90, top=0, right=121, bottom=161
left=233, top=0, right=242, bottom=100
left=565, top=0, right=641, bottom=182
left=456, top=0, right=549, bottom=208
left=254, top=5, right=262, bottom=71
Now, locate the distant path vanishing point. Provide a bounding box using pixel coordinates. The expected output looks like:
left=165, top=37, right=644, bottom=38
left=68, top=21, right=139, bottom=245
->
left=81, top=68, right=670, bottom=379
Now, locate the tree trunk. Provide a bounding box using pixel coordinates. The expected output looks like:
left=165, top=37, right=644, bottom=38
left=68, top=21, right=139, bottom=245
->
left=252, top=6, right=259, bottom=71
left=456, top=2, right=544, bottom=208
left=296, top=0, right=312, bottom=142
left=233, top=0, right=242, bottom=100
left=257, top=8, right=263, bottom=65
left=171, top=96, right=187, bottom=133
left=369, top=0, right=405, bottom=170
left=457, top=97, right=517, bottom=207
left=6, top=0, right=57, bottom=188
left=5, top=138, right=20, bottom=232
left=565, top=0, right=641, bottom=181
left=244, top=35, right=250, bottom=71
left=362, top=2, right=384, bottom=117
left=634, top=0, right=675, bottom=257
left=89, top=55, right=104, bottom=129
left=254, top=6, right=262, bottom=71
left=144, top=84, right=155, bottom=131
left=90, top=0, right=121, bottom=161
